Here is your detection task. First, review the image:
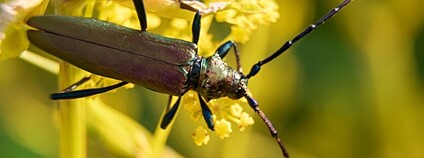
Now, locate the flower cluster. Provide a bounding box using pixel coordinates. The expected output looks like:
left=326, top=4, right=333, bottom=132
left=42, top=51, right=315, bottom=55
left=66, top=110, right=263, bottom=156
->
left=183, top=91, right=254, bottom=146
left=214, top=0, right=279, bottom=43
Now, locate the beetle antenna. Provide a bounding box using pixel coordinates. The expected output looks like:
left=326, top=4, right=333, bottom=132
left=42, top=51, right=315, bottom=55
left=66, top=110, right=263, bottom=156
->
left=244, top=94, right=289, bottom=158
left=246, top=0, right=351, bottom=79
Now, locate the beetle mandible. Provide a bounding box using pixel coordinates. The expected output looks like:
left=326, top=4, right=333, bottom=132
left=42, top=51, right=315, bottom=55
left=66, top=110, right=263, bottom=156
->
left=26, top=0, right=351, bottom=157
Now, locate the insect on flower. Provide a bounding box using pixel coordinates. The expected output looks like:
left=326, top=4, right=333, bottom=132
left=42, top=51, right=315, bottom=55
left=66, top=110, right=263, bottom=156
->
left=26, top=0, right=351, bottom=157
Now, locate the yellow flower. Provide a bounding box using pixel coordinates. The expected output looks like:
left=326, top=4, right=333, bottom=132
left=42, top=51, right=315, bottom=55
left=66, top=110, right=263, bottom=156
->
left=191, top=126, right=210, bottom=146
left=215, top=0, right=279, bottom=43
left=183, top=94, right=256, bottom=144
left=215, top=119, right=232, bottom=139
left=229, top=103, right=243, bottom=117
left=238, top=112, right=254, bottom=131
left=0, top=0, right=48, bottom=61
left=182, top=91, right=203, bottom=122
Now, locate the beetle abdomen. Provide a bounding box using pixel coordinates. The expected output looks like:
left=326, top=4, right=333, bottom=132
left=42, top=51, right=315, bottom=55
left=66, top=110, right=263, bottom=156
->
left=27, top=16, right=198, bottom=95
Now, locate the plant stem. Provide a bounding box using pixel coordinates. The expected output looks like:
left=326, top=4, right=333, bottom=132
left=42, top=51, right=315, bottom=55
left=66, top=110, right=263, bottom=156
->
left=58, top=63, right=87, bottom=158
left=54, top=1, right=95, bottom=157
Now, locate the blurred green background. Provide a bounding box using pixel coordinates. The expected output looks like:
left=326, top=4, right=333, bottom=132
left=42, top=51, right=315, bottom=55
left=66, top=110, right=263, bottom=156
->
left=1, top=0, right=424, bottom=158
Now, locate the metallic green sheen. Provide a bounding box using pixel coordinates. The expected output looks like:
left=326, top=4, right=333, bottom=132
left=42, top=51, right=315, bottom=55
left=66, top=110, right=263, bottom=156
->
left=196, top=54, right=247, bottom=100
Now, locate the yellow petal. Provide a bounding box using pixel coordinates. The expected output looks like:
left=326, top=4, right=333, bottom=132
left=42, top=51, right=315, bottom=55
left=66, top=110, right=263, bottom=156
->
left=0, top=0, right=48, bottom=61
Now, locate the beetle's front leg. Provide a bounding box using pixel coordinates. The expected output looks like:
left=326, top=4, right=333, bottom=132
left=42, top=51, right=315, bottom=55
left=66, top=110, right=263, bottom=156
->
left=198, top=94, right=214, bottom=130
left=215, top=41, right=242, bottom=72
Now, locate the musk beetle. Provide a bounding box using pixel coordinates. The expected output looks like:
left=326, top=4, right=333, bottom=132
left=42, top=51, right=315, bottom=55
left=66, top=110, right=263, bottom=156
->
left=27, top=0, right=351, bottom=157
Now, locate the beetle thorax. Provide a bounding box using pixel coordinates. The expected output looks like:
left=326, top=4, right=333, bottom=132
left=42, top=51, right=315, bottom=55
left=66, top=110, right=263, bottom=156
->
left=196, top=54, right=248, bottom=101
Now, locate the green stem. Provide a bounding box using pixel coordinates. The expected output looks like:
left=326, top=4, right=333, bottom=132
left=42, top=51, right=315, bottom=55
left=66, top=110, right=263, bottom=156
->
left=53, top=0, right=85, bottom=156
left=54, top=1, right=96, bottom=157
left=58, top=63, right=87, bottom=158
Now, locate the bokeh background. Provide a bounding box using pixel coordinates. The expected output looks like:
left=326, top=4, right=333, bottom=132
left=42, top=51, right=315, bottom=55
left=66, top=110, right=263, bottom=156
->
left=1, top=0, right=424, bottom=158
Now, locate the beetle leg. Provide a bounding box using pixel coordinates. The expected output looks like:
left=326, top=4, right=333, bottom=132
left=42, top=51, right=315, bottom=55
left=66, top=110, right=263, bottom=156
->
left=214, top=40, right=242, bottom=72
left=160, top=96, right=182, bottom=129
left=198, top=94, right=214, bottom=130
left=51, top=81, right=128, bottom=100
left=60, top=76, right=91, bottom=92
left=244, top=94, right=289, bottom=158
left=191, top=11, right=201, bottom=44
left=132, top=0, right=147, bottom=31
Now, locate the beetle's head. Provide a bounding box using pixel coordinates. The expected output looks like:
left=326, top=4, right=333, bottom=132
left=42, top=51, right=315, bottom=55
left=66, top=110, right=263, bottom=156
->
left=225, top=72, right=248, bottom=100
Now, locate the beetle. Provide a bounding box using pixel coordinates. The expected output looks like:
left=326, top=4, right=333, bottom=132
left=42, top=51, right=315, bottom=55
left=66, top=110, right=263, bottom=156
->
left=26, top=0, right=351, bottom=157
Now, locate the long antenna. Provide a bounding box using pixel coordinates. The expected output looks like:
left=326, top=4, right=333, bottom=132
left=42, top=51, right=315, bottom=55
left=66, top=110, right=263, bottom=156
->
left=246, top=0, right=351, bottom=79
left=245, top=94, right=290, bottom=157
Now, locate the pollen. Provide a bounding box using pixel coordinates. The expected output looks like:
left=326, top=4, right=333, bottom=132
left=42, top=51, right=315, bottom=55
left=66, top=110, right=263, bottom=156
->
left=192, top=126, right=210, bottom=146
